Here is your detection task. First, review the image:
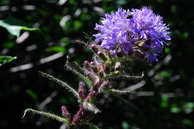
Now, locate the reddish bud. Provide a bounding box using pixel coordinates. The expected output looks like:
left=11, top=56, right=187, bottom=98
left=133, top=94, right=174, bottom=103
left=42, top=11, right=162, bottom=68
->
left=61, top=105, right=71, bottom=118
left=78, top=81, right=85, bottom=98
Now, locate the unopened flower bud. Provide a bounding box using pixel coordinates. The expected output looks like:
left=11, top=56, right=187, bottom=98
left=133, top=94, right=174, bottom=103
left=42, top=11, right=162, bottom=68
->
left=78, top=81, right=85, bottom=99
left=61, top=105, right=71, bottom=118
left=90, top=62, right=94, bottom=65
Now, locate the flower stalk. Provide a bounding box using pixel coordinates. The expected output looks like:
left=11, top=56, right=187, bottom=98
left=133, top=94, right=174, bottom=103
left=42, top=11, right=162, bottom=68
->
left=23, top=6, right=171, bottom=129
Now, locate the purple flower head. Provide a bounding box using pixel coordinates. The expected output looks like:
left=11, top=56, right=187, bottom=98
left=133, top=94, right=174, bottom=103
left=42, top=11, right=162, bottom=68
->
left=94, top=7, right=171, bottom=62
left=94, top=8, right=133, bottom=54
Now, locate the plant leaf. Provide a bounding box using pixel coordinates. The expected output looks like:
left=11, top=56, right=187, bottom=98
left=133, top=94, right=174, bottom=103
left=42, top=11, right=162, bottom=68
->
left=46, top=46, right=66, bottom=53
left=83, top=102, right=101, bottom=114
left=0, top=56, right=17, bottom=66
left=39, top=71, right=80, bottom=100
left=66, top=63, right=93, bottom=87
left=105, top=73, right=144, bottom=80
left=23, top=108, right=68, bottom=123
left=109, top=80, right=146, bottom=94
left=0, top=20, right=38, bottom=37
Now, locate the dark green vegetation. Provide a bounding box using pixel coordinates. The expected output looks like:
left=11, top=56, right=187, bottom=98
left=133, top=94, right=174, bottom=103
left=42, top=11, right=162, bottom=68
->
left=0, top=0, right=194, bottom=129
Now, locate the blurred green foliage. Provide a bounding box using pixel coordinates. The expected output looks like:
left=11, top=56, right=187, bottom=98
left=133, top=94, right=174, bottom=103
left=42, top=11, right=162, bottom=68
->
left=0, top=56, right=16, bottom=65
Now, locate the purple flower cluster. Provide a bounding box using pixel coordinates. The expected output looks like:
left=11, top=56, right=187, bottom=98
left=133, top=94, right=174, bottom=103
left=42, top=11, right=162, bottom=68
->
left=94, top=7, right=171, bottom=62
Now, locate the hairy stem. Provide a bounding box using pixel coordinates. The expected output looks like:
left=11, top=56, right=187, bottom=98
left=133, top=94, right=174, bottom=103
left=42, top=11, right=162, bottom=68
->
left=71, top=87, right=96, bottom=125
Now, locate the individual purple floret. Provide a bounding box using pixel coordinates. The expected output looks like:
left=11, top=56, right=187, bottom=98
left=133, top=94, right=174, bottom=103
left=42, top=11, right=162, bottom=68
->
left=94, top=7, right=171, bottom=62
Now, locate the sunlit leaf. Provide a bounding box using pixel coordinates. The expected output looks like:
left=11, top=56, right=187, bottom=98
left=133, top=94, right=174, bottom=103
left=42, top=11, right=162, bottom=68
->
left=0, top=56, right=17, bottom=66
left=39, top=71, right=80, bottom=101
left=66, top=63, right=93, bottom=87
left=23, top=108, right=68, bottom=123
left=0, top=20, right=38, bottom=37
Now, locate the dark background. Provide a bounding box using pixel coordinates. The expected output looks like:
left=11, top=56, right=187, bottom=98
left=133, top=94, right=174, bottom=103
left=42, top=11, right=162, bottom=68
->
left=0, top=0, right=194, bottom=129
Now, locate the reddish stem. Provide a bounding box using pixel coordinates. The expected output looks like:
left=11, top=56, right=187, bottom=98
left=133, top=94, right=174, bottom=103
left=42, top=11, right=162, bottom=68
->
left=71, top=87, right=95, bottom=125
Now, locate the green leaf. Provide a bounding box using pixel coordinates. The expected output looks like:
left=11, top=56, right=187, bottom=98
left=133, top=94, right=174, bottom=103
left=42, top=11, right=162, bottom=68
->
left=39, top=71, right=80, bottom=101
left=23, top=108, right=68, bottom=123
left=60, top=38, right=70, bottom=45
left=122, top=121, right=129, bottom=129
left=0, top=56, right=17, bottom=66
left=170, top=104, right=181, bottom=113
left=109, top=80, right=145, bottom=94
left=2, top=42, right=16, bottom=48
left=160, top=95, right=169, bottom=108
left=183, top=102, right=194, bottom=114
left=182, top=119, right=193, bottom=126
left=164, top=48, right=170, bottom=54
left=73, top=20, right=82, bottom=30
left=159, top=71, right=171, bottom=78
left=171, top=5, right=177, bottom=14
left=66, top=63, right=93, bottom=87
left=46, top=46, right=66, bottom=53
left=0, top=20, right=38, bottom=37
left=26, top=90, right=38, bottom=101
